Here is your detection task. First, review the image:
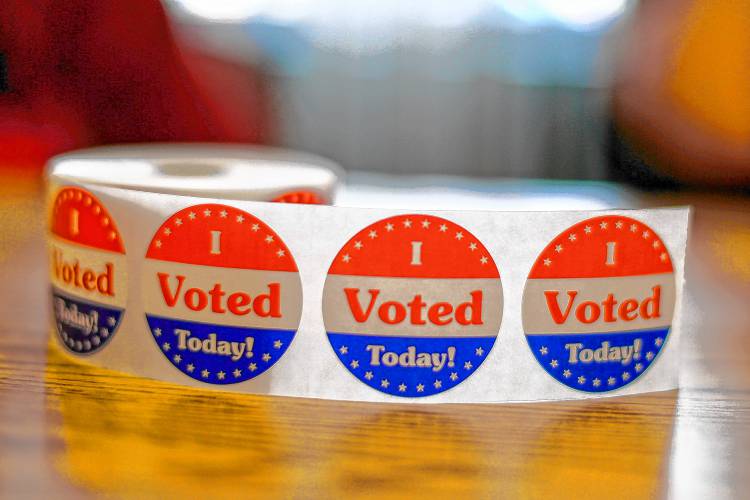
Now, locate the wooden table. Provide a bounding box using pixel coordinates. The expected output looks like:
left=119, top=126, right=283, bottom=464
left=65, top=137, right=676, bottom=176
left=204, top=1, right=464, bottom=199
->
left=1, top=175, right=748, bottom=499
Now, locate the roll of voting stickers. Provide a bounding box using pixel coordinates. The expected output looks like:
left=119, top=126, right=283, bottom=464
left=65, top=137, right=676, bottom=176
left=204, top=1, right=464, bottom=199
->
left=522, top=215, right=676, bottom=392
left=44, top=144, right=689, bottom=403
left=323, top=214, right=503, bottom=398
left=49, top=187, right=127, bottom=354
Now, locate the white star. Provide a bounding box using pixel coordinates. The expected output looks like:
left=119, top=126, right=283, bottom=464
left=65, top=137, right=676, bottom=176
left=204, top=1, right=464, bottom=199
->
left=635, top=363, right=643, bottom=372
left=653, top=240, right=661, bottom=248
left=354, top=240, right=363, bottom=250
left=544, top=258, right=552, bottom=266
left=201, top=369, right=210, bottom=378
left=615, top=221, right=623, bottom=229
left=273, top=340, right=283, bottom=349
left=100, top=328, right=109, bottom=337
left=464, top=361, right=473, bottom=370
left=398, top=383, right=407, bottom=392
left=217, top=371, right=226, bottom=380
left=660, top=252, right=668, bottom=262
left=593, top=378, right=601, bottom=387
left=262, top=353, right=271, bottom=362
left=276, top=249, right=285, bottom=258
left=251, top=223, right=259, bottom=232
left=563, top=369, right=572, bottom=378
left=164, top=227, right=172, bottom=236
left=475, top=347, right=484, bottom=356
left=416, top=384, right=425, bottom=392
left=480, top=256, right=488, bottom=265
left=339, top=345, right=348, bottom=355
left=107, top=316, right=116, bottom=326
left=655, top=337, right=663, bottom=347
left=469, top=242, right=477, bottom=251
left=600, top=221, right=608, bottom=229
left=365, top=371, right=374, bottom=380
left=455, top=231, right=464, bottom=240
left=173, top=354, right=181, bottom=363
left=433, top=380, right=442, bottom=389
left=539, top=346, right=548, bottom=355
left=421, top=220, right=430, bottom=228
left=203, top=209, right=211, bottom=217
left=381, top=379, right=390, bottom=388
left=233, top=369, right=242, bottom=378
left=368, top=230, right=378, bottom=239
left=550, top=359, right=558, bottom=368
left=265, top=235, right=274, bottom=244
left=219, top=210, right=227, bottom=218
left=162, top=342, right=170, bottom=351
left=403, top=219, right=412, bottom=228
left=642, top=230, right=651, bottom=239
left=608, top=377, right=616, bottom=385
left=622, top=372, right=631, bottom=381
left=236, top=215, right=245, bottom=223
left=175, top=218, right=183, bottom=226
left=630, top=223, right=638, bottom=232
left=450, top=372, right=458, bottom=381
left=154, top=240, right=162, bottom=248
left=342, top=254, right=351, bottom=263
left=186, top=363, right=195, bottom=373
left=555, top=244, right=563, bottom=253
left=568, top=233, right=577, bottom=242
left=584, top=225, right=592, bottom=234
left=385, top=223, right=394, bottom=232
left=439, top=224, right=447, bottom=232
left=249, top=363, right=257, bottom=372
left=578, top=375, right=586, bottom=384
left=188, top=211, right=196, bottom=220
left=646, top=351, right=655, bottom=361
left=350, top=360, right=359, bottom=369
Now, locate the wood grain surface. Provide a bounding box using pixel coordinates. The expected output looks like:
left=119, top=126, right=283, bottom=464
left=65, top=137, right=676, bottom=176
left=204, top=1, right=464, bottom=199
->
left=0, top=176, right=749, bottom=499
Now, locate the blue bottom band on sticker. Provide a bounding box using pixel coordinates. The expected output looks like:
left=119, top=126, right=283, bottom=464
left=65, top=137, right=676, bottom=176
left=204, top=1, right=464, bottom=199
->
left=327, top=332, right=496, bottom=398
left=525, top=327, right=670, bottom=392
left=146, top=314, right=296, bottom=385
left=52, top=288, right=122, bottom=354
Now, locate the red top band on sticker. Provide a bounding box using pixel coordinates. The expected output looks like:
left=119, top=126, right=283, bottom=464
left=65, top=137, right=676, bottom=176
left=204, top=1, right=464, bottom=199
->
left=145, top=203, right=297, bottom=272
left=51, top=187, right=125, bottom=253
left=328, top=214, right=499, bottom=279
left=528, top=215, right=673, bottom=280
left=273, top=191, right=325, bottom=204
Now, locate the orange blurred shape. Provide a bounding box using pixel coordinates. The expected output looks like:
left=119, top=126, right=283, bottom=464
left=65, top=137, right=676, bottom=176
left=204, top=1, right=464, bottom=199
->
left=668, top=0, right=750, bottom=144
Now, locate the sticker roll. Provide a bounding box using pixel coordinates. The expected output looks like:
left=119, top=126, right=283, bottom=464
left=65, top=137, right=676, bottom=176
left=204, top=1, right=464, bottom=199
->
left=45, top=145, right=689, bottom=404
left=48, top=143, right=342, bottom=203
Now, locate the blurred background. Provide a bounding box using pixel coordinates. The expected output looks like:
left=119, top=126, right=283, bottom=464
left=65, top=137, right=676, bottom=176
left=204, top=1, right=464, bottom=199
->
left=0, top=0, right=748, bottom=188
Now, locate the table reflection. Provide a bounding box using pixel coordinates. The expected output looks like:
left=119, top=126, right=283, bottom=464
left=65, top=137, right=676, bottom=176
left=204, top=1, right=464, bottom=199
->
left=45, top=340, right=677, bottom=498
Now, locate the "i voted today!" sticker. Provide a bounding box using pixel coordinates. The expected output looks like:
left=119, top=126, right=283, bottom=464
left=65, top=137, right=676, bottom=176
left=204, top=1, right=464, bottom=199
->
left=49, top=187, right=127, bottom=354
left=522, top=215, right=676, bottom=392
left=143, top=204, right=302, bottom=385
left=322, top=214, right=503, bottom=398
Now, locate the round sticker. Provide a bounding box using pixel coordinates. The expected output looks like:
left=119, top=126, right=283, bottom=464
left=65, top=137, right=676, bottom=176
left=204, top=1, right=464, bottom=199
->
left=322, top=214, right=503, bottom=398
left=143, top=204, right=302, bottom=385
left=49, top=187, right=127, bottom=354
left=522, top=215, right=676, bottom=392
